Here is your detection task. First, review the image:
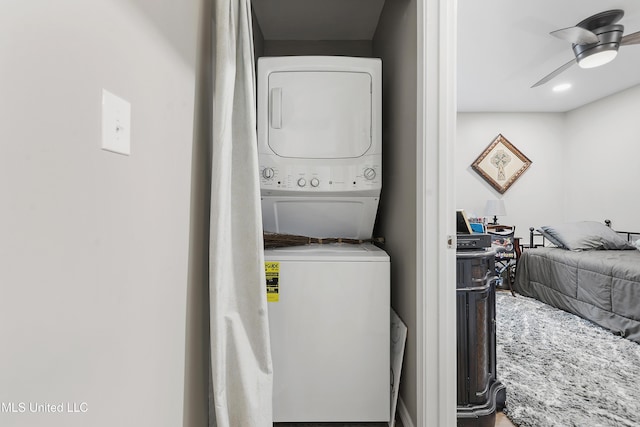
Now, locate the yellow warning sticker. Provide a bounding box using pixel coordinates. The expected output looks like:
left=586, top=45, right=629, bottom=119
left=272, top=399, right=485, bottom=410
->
left=265, top=262, right=279, bottom=302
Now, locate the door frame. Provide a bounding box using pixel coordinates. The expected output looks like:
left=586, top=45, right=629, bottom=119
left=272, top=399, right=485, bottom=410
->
left=416, top=0, right=457, bottom=425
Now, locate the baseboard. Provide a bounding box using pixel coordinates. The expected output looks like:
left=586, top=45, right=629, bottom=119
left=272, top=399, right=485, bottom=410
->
left=397, top=397, right=415, bottom=427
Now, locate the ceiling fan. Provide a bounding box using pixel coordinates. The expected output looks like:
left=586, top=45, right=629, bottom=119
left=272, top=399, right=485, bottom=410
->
left=532, top=9, right=640, bottom=88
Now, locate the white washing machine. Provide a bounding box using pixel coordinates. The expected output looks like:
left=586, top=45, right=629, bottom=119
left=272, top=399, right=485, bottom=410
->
left=265, top=243, right=389, bottom=422
left=257, top=56, right=389, bottom=422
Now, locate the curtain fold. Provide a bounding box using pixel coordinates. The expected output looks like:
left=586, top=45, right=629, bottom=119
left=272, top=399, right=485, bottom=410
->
left=209, top=0, right=272, bottom=425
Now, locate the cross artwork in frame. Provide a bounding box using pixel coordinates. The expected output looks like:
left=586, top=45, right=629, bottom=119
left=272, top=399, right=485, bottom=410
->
left=471, top=134, right=532, bottom=194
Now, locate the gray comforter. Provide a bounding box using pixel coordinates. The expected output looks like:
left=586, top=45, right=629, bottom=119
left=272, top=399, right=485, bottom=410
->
left=514, top=247, right=640, bottom=343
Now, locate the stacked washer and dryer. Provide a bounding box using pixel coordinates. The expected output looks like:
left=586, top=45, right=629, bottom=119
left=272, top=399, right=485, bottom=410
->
left=257, top=56, right=390, bottom=423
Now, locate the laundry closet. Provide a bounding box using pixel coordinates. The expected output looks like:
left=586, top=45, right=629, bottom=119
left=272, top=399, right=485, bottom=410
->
left=250, top=0, right=426, bottom=424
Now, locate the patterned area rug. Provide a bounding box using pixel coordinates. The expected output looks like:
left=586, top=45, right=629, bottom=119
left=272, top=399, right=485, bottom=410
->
left=496, top=292, right=640, bottom=427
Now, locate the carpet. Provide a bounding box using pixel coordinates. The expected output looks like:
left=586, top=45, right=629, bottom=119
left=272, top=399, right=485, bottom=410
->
left=496, top=292, right=640, bottom=427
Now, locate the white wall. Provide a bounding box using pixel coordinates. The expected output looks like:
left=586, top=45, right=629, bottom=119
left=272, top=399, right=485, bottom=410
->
left=456, top=113, right=566, bottom=239
left=564, top=85, right=640, bottom=231
left=252, top=7, right=265, bottom=58
left=373, top=0, right=419, bottom=423
left=263, top=40, right=373, bottom=57
left=0, top=1, right=207, bottom=426
left=183, top=2, right=212, bottom=427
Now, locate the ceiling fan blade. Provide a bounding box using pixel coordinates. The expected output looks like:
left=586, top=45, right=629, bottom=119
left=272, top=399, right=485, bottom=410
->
left=620, top=30, right=640, bottom=46
left=550, top=26, right=599, bottom=45
left=531, top=58, right=577, bottom=88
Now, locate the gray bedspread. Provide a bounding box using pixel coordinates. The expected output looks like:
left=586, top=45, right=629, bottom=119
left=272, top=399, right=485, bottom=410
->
left=514, top=247, right=640, bottom=343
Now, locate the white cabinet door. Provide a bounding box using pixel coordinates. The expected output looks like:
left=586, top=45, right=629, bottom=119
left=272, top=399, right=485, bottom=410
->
left=268, top=71, right=372, bottom=159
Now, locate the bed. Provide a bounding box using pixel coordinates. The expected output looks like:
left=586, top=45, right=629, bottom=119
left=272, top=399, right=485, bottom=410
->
left=513, top=220, right=640, bottom=343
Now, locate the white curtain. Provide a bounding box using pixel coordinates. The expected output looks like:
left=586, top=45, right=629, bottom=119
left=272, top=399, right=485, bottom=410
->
left=209, top=0, right=273, bottom=425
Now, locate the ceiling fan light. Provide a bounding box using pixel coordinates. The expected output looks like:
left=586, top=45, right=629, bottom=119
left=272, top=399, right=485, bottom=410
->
left=552, top=83, right=572, bottom=92
left=578, top=49, right=618, bottom=68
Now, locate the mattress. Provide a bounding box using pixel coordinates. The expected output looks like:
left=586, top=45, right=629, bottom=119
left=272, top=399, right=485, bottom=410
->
left=514, top=247, right=640, bottom=343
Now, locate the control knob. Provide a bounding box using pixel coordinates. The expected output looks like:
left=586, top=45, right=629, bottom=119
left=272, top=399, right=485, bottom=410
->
left=310, top=178, right=320, bottom=187
left=297, top=178, right=307, bottom=187
left=262, top=167, right=274, bottom=179
left=363, top=167, right=376, bottom=180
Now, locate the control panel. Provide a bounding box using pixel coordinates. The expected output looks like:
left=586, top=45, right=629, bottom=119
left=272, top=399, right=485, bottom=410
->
left=259, top=163, right=381, bottom=194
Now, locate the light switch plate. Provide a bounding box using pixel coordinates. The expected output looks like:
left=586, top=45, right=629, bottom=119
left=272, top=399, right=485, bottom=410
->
left=101, top=89, right=131, bottom=155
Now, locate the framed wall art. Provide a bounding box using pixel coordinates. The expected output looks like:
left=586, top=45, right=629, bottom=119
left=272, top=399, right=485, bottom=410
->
left=471, top=134, right=532, bottom=194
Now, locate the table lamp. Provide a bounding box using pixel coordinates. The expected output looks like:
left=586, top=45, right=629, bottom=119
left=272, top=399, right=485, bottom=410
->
left=485, top=199, right=506, bottom=225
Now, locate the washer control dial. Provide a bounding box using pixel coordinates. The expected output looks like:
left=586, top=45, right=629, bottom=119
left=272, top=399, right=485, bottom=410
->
left=310, top=178, right=320, bottom=187
left=262, top=167, right=274, bottom=179
left=297, top=178, right=307, bottom=187
left=363, top=168, right=376, bottom=180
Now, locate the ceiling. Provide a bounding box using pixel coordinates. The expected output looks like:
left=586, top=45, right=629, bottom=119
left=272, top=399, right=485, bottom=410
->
left=252, top=0, right=640, bottom=113
left=251, top=0, right=385, bottom=40
left=458, top=0, right=640, bottom=112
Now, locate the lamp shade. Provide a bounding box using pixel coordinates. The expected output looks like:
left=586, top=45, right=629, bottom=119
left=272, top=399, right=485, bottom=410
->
left=485, top=199, right=506, bottom=225
left=485, top=199, right=506, bottom=217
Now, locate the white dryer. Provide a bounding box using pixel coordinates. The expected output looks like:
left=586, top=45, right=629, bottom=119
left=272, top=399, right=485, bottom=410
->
left=258, top=56, right=382, bottom=239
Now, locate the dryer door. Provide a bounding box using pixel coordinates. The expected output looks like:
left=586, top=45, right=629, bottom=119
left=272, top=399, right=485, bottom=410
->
left=267, top=70, right=372, bottom=159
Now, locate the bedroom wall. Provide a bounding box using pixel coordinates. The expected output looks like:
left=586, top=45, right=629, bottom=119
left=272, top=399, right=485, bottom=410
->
left=456, top=113, right=566, bottom=238
left=564, top=84, right=640, bottom=232
left=0, top=1, right=206, bottom=426
left=458, top=85, right=640, bottom=236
